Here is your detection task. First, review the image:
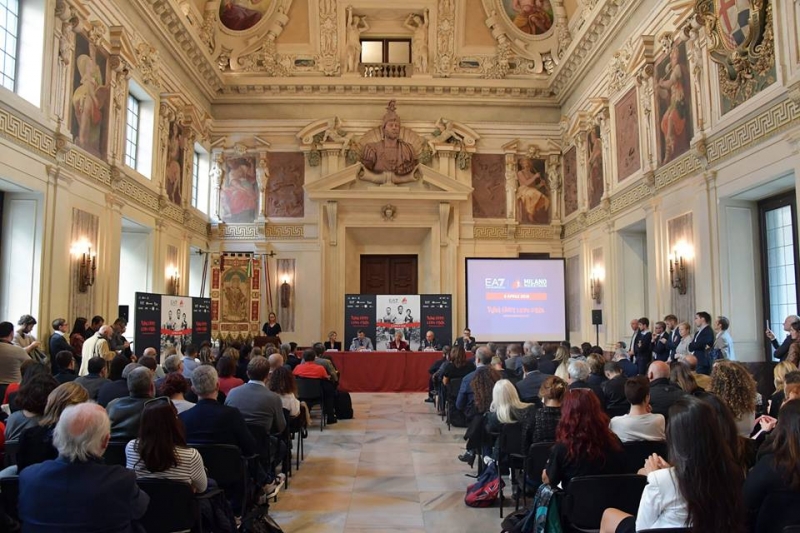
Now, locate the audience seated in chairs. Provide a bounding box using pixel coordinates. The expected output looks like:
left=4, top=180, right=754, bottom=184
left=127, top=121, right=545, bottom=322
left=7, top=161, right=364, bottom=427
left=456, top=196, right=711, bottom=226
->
left=769, top=362, right=798, bottom=418
left=601, top=395, right=745, bottom=533
left=458, top=364, right=502, bottom=467
left=695, top=390, right=757, bottom=471
left=441, top=345, right=476, bottom=391
left=312, top=343, right=339, bottom=383
left=268, top=366, right=305, bottom=423
left=106, top=366, right=155, bottom=441
left=18, top=403, right=150, bottom=531
left=5, top=372, right=58, bottom=441
left=16, top=382, right=89, bottom=473
left=586, top=354, right=608, bottom=387
left=609, top=376, right=665, bottom=443
left=2, top=359, right=37, bottom=411
left=711, top=360, right=758, bottom=437
left=515, top=355, right=548, bottom=404
left=682, top=354, right=712, bottom=391
left=567, top=359, right=606, bottom=410
left=602, top=362, right=630, bottom=418
left=154, top=354, right=182, bottom=394
left=125, top=397, right=207, bottom=493
left=52, top=351, right=78, bottom=384
left=669, top=361, right=702, bottom=395
left=485, top=380, right=536, bottom=461
left=532, top=376, right=565, bottom=444
left=542, top=389, right=625, bottom=489
left=161, top=373, right=195, bottom=414
left=426, top=346, right=449, bottom=403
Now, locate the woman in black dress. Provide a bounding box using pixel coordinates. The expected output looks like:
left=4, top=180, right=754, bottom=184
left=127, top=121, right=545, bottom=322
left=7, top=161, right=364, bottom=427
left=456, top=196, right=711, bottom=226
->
left=262, top=312, right=281, bottom=337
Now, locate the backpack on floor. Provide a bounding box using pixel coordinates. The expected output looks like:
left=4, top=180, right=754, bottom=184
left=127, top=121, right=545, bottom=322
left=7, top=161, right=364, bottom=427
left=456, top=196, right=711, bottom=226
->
left=335, top=392, right=354, bottom=419
left=501, top=483, right=562, bottom=533
left=465, top=460, right=503, bottom=507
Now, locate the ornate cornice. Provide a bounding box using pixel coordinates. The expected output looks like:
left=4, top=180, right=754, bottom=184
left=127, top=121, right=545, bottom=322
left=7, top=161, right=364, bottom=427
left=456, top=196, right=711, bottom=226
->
left=474, top=224, right=561, bottom=241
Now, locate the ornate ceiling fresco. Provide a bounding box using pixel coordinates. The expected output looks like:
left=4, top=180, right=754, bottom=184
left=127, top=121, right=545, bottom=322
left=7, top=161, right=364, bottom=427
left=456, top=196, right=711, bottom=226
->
left=133, top=0, right=641, bottom=107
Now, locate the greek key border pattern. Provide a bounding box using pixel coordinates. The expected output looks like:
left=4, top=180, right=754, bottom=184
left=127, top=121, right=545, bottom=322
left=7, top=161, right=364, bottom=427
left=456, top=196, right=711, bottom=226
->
left=610, top=182, right=653, bottom=214
left=0, top=108, right=57, bottom=158
left=654, top=154, right=703, bottom=189
left=264, top=224, right=304, bottom=239
left=219, top=224, right=264, bottom=240
left=474, top=226, right=508, bottom=240
left=186, top=215, right=209, bottom=235
left=564, top=218, right=582, bottom=238
left=474, top=225, right=560, bottom=240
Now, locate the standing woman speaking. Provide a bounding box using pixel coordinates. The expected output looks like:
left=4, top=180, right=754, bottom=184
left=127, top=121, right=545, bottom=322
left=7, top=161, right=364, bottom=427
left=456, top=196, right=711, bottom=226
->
left=262, top=312, right=282, bottom=338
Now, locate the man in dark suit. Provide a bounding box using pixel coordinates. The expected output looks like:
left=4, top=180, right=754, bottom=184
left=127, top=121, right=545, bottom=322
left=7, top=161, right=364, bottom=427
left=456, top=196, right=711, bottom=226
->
left=633, top=317, right=653, bottom=375
left=688, top=311, right=715, bottom=375
left=515, top=355, right=548, bottom=403
left=53, top=351, right=78, bottom=384
left=18, top=403, right=149, bottom=530
left=106, top=366, right=154, bottom=440
left=627, top=318, right=640, bottom=360
left=453, top=328, right=476, bottom=352
left=652, top=321, right=670, bottom=362
left=48, top=318, right=73, bottom=374
left=567, top=359, right=606, bottom=410
left=75, top=356, right=111, bottom=400
left=647, top=361, right=686, bottom=418
left=420, top=330, right=441, bottom=351
left=664, top=314, right=681, bottom=360
left=602, top=362, right=630, bottom=418
left=767, top=314, right=799, bottom=361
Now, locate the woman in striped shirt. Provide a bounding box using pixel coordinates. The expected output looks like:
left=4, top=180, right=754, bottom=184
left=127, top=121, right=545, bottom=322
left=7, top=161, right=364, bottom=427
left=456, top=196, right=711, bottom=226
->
left=125, top=397, right=207, bottom=492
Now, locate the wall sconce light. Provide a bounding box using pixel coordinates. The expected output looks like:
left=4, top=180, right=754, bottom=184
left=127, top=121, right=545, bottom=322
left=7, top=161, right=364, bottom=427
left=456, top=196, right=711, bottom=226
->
left=280, top=275, right=291, bottom=309
left=167, top=266, right=180, bottom=296
left=70, top=240, right=96, bottom=293
left=669, top=242, right=691, bottom=295
left=590, top=266, right=604, bottom=304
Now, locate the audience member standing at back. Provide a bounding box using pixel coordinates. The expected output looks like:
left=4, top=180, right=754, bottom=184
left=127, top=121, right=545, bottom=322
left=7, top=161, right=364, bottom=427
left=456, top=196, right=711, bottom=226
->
left=688, top=311, right=714, bottom=375
left=633, top=317, right=652, bottom=376
left=0, top=321, right=31, bottom=398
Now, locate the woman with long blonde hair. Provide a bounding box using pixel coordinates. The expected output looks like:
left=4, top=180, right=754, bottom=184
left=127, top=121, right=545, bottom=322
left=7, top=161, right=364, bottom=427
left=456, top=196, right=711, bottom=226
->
left=554, top=345, right=570, bottom=381
left=769, top=361, right=797, bottom=418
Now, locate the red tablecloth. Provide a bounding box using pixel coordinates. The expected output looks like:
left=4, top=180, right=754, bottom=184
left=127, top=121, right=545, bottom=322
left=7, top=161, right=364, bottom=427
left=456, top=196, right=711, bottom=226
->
left=327, top=351, right=444, bottom=393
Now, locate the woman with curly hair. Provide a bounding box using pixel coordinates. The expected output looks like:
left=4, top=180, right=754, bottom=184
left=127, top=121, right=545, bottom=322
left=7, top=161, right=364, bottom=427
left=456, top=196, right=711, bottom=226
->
left=268, top=366, right=300, bottom=418
left=543, top=388, right=624, bottom=488
left=5, top=372, right=59, bottom=441
left=458, top=366, right=501, bottom=466
left=17, top=382, right=89, bottom=471
left=769, top=361, right=797, bottom=418
left=711, top=360, right=757, bottom=437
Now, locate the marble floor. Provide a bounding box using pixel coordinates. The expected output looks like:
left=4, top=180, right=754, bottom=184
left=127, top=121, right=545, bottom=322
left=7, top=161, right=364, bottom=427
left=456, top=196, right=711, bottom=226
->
left=270, top=392, right=506, bottom=533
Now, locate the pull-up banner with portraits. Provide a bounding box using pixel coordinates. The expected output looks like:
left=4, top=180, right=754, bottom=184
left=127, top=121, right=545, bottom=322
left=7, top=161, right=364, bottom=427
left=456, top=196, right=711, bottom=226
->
left=134, top=292, right=212, bottom=354
left=344, top=294, right=452, bottom=351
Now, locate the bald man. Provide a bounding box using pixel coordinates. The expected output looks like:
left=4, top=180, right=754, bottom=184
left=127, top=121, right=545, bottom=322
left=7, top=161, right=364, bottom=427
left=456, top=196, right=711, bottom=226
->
left=767, top=314, right=799, bottom=361
left=647, top=361, right=686, bottom=419
left=79, top=325, right=115, bottom=376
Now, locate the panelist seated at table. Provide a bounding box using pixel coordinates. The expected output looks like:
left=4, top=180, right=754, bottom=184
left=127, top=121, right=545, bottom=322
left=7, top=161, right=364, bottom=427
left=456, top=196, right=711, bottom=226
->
left=420, top=330, right=441, bottom=351
left=388, top=331, right=410, bottom=351
left=453, top=328, right=476, bottom=352
left=324, top=330, right=342, bottom=351
left=350, top=330, right=374, bottom=351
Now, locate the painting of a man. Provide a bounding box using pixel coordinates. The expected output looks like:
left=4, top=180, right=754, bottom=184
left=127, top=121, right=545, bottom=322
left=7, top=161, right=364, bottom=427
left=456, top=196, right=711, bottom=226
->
left=222, top=272, right=249, bottom=322
left=587, top=126, right=604, bottom=209
left=220, top=156, right=259, bottom=223
left=219, top=0, right=271, bottom=32
left=70, top=34, right=110, bottom=159
left=516, top=157, right=550, bottom=224
left=165, top=121, right=185, bottom=205
left=504, top=0, right=554, bottom=36
left=655, top=42, right=693, bottom=166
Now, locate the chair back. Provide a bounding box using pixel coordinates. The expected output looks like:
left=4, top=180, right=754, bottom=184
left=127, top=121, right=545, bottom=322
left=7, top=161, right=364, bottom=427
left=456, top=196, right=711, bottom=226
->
left=562, top=474, right=647, bottom=530
left=524, top=442, right=554, bottom=484
left=103, top=440, right=130, bottom=467
left=189, top=443, right=246, bottom=487
left=295, top=378, right=324, bottom=403
left=137, top=479, right=197, bottom=533
left=246, top=423, right=272, bottom=460
left=0, top=475, right=19, bottom=522
left=754, top=490, right=800, bottom=533
left=784, top=527, right=800, bottom=533
left=499, top=422, right=525, bottom=457
left=3, top=441, right=19, bottom=467
left=621, top=440, right=667, bottom=474
left=606, top=403, right=630, bottom=418
left=446, top=377, right=463, bottom=401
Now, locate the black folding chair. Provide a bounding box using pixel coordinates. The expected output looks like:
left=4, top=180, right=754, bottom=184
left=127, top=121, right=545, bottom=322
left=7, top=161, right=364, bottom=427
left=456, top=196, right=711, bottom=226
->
left=0, top=475, right=19, bottom=523
left=288, top=405, right=307, bottom=470
left=189, top=443, right=256, bottom=518
left=445, top=377, right=463, bottom=431
left=103, top=440, right=130, bottom=467
left=496, top=422, right=526, bottom=518
left=296, top=378, right=326, bottom=432
left=136, top=479, right=201, bottom=533
left=522, top=441, right=554, bottom=507
left=753, top=491, right=800, bottom=533
left=621, top=440, right=667, bottom=474
left=280, top=408, right=293, bottom=488
left=3, top=441, right=19, bottom=467
left=561, top=474, right=647, bottom=532
left=785, top=527, right=800, bottom=533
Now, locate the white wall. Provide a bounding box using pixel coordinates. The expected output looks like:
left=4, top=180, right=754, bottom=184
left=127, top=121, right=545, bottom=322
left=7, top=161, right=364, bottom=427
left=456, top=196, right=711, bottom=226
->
left=0, top=193, right=42, bottom=330
left=119, top=231, right=152, bottom=335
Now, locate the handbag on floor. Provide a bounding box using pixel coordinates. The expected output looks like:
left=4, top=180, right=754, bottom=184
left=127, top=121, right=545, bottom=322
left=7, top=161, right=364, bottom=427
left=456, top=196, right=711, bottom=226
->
left=464, top=460, right=503, bottom=507
left=335, top=392, right=354, bottom=419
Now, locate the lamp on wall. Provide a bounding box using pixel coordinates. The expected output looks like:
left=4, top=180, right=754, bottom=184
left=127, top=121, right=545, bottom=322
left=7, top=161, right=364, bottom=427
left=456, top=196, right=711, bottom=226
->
left=280, top=275, right=291, bottom=308
left=167, top=266, right=180, bottom=296
left=590, top=266, right=604, bottom=304
left=70, top=240, right=96, bottom=293
left=669, top=242, right=691, bottom=295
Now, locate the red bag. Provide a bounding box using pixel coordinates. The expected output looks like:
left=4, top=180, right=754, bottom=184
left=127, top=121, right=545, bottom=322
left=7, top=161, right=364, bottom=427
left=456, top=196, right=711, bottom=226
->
left=465, top=461, right=504, bottom=507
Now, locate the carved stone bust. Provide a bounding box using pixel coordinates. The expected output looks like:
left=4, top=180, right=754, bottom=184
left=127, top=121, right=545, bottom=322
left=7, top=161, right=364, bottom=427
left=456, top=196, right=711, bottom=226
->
left=360, top=100, right=419, bottom=177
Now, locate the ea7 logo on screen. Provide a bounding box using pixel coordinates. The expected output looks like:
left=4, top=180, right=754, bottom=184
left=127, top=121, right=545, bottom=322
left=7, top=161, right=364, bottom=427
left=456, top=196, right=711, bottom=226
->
left=485, top=278, right=506, bottom=289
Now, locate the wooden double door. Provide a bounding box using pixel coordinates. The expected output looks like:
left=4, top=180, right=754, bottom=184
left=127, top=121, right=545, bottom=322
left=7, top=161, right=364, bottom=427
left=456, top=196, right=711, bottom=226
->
left=360, top=255, right=418, bottom=295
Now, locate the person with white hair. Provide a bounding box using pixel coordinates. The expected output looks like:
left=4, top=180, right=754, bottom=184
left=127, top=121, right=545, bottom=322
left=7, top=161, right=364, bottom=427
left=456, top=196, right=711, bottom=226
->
left=18, top=403, right=149, bottom=530
left=567, top=359, right=607, bottom=410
